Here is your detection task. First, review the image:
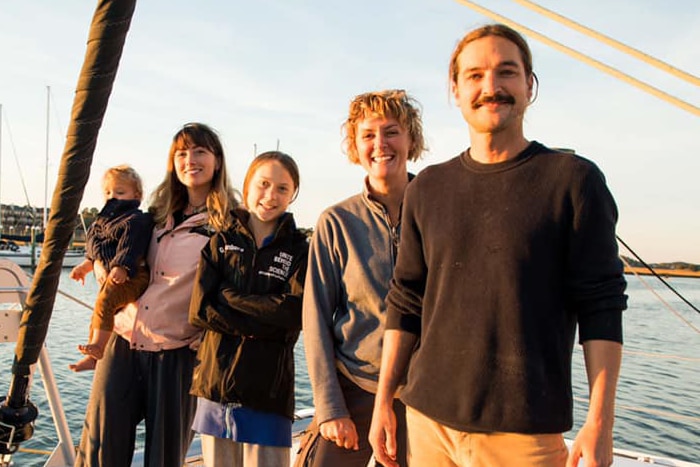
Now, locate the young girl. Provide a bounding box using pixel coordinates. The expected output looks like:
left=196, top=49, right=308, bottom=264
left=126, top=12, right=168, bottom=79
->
left=69, top=165, right=153, bottom=372
left=189, top=151, right=309, bottom=467
left=75, top=123, right=238, bottom=467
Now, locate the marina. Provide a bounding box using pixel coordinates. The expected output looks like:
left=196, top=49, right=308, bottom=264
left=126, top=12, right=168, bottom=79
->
left=1, top=0, right=699, bottom=466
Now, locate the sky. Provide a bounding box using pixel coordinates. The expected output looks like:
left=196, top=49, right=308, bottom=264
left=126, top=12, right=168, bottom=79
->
left=0, top=0, right=699, bottom=263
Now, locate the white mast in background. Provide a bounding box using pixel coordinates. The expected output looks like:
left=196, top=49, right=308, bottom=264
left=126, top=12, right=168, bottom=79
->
left=0, top=103, right=3, bottom=233
left=44, top=86, right=50, bottom=230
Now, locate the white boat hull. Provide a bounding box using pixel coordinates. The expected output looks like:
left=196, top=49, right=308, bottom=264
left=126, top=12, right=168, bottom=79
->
left=0, top=248, right=84, bottom=268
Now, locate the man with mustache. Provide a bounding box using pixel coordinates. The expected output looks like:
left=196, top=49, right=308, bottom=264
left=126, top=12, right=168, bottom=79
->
left=369, top=24, right=627, bottom=467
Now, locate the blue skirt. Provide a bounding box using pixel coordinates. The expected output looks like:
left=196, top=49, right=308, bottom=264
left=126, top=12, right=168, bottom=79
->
left=192, top=397, right=292, bottom=447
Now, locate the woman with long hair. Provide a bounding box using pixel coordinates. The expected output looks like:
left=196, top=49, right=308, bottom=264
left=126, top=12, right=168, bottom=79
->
left=75, top=122, right=238, bottom=467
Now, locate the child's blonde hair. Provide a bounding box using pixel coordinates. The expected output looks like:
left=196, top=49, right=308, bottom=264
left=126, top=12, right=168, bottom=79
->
left=103, top=165, right=144, bottom=201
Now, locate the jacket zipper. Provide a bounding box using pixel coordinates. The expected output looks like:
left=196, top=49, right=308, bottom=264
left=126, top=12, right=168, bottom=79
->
left=379, top=206, right=400, bottom=268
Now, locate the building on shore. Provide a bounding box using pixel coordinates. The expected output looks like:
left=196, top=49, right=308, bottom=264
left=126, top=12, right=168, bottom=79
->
left=0, top=203, right=96, bottom=245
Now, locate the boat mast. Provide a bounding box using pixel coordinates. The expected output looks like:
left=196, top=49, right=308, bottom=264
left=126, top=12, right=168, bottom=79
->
left=0, top=103, right=3, bottom=235
left=44, top=86, right=50, bottom=231
left=1, top=0, right=138, bottom=459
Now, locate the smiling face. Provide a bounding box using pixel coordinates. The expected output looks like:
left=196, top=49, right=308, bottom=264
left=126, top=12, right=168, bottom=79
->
left=354, top=115, right=411, bottom=185
left=173, top=145, right=219, bottom=192
left=245, top=160, right=296, bottom=225
left=451, top=35, right=533, bottom=136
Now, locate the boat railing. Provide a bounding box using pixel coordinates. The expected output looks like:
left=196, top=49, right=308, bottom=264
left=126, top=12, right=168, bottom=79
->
left=0, top=260, right=75, bottom=467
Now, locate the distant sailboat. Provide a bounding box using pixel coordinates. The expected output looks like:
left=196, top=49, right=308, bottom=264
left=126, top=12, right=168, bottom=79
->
left=0, top=92, right=84, bottom=269
left=0, top=235, right=83, bottom=268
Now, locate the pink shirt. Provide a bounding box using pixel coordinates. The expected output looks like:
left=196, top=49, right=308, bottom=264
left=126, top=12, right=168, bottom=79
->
left=114, top=212, right=210, bottom=351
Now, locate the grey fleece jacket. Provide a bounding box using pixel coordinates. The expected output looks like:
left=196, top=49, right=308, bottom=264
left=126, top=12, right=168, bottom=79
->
left=302, top=178, right=401, bottom=425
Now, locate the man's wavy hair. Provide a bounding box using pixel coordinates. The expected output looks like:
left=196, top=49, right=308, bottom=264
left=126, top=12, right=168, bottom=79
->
left=448, top=24, right=535, bottom=92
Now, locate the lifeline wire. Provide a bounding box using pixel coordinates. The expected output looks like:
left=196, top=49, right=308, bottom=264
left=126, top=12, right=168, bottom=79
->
left=617, top=235, right=700, bottom=315
left=619, top=259, right=700, bottom=335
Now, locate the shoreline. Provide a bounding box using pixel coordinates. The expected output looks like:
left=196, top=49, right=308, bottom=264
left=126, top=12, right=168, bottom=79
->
left=624, top=266, right=700, bottom=279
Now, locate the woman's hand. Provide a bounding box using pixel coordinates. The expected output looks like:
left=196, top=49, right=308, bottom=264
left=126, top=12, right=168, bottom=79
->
left=319, top=417, right=359, bottom=451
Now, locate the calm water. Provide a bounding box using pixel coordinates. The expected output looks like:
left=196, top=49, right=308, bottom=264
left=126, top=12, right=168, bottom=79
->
left=1, top=271, right=698, bottom=466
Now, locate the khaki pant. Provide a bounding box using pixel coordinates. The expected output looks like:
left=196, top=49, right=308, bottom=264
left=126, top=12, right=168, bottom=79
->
left=201, top=434, right=290, bottom=467
left=91, top=263, right=149, bottom=332
left=406, top=406, right=568, bottom=467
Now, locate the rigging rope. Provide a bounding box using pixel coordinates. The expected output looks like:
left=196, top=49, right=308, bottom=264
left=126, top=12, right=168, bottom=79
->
left=574, top=396, right=700, bottom=424
left=623, top=348, right=700, bottom=363
left=48, top=88, right=66, bottom=140
left=0, top=109, right=35, bottom=210
left=618, top=235, right=700, bottom=316
left=54, top=287, right=93, bottom=310
left=620, top=260, right=700, bottom=335
left=25, top=270, right=93, bottom=311
left=452, top=0, right=700, bottom=117
left=512, top=0, right=700, bottom=86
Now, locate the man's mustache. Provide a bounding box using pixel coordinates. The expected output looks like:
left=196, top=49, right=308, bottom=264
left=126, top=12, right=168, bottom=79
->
left=472, top=93, right=516, bottom=109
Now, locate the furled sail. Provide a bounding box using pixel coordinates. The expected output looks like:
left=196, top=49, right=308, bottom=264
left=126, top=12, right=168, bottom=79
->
left=0, top=0, right=137, bottom=455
